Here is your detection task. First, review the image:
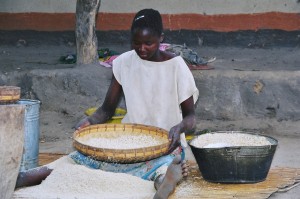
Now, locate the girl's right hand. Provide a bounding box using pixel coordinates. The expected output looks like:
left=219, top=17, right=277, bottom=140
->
left=75, top=112, right=103, bottom=130
left=74, top=117, right=91, bottom=130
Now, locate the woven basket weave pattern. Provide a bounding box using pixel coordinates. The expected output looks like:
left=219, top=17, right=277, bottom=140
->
left=73, top=123, right=170, bottom=163
left=0, top=86, right=20, bottom=103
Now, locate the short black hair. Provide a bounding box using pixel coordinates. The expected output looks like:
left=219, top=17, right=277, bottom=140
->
left=131, top=8, right=163, bottom=36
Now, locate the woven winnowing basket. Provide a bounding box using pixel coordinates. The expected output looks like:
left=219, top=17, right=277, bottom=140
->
left=73, top=123, right=170, bottom=163
left=0, top=86, right=20, bottom=103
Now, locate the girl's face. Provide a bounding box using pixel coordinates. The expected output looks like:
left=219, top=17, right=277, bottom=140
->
left=131, top=28, right=161, bottom=61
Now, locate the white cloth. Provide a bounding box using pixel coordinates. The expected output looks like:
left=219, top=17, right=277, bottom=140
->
left=113, top=50, right=199, bottom=131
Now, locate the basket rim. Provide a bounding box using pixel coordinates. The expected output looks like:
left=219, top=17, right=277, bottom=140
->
left=73, top=123, right=170, bottom=152
left=0, top=85, right=21, bottom=89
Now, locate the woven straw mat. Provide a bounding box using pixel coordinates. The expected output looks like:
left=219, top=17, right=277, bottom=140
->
left=170, top=163, right=300, bottom=199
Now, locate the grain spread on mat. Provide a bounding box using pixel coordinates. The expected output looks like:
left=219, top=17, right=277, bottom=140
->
left=13, top=156, right=155, bottom=199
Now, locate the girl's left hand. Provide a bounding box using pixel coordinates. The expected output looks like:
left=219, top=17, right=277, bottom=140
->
left=167, top=125, right=181, bottom=153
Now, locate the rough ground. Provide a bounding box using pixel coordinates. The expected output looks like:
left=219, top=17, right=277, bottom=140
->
left=1, top=38, right=300, bottom=198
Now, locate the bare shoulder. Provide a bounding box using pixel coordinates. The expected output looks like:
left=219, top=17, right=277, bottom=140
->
left=160, top=50, right=177, bottom=61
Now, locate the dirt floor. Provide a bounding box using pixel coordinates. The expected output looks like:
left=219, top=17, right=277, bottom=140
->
left=1, top=39, right=300, bottom=198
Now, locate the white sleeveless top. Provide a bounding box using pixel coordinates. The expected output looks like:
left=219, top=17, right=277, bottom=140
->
left=113, top=50, right=199, bottom=131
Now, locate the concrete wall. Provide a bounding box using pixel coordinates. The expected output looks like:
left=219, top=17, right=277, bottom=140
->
left=0, top=0, right=300, bottom=31
left=2, top=65, right=299, bottom=136
left=1, top=0, right=299, bottom=14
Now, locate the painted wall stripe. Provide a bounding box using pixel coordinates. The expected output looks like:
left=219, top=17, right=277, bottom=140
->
left=0, top=12, right=299, bottom=32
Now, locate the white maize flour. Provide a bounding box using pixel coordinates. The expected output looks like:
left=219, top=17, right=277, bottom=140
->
left=191, top=132, right=272, bottom=148
left=78, top=133, right=165, bottom=149
left=13, top=156, right=155, bottom=199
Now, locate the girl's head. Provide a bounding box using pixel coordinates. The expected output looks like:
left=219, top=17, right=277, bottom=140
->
left=131, top=9, right=163, bottom=37
left=130, top=9, right=164, bottom=61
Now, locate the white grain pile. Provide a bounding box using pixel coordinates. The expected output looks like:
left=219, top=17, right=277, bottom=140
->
left=191, top=132, right=272, bottom=148
left=13, top=156, right=155, bottom=199
left=80, top=134, right=165, bottom=149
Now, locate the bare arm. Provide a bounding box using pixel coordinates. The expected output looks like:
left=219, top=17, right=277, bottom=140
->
left=16, top=166, right=53, bottom=188
left=75, top=74, right=123, bottom=129
left=167, top=96, right=196, bottom=153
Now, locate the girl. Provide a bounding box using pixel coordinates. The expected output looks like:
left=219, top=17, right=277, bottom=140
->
left=74, top=8, right=199, bottom=197
left=17, top=9, right=197, bottom=199
left=76, top=8, right=198, bottom=152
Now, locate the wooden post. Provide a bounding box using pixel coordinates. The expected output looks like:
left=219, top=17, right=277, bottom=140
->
left=0, top=105, right=24, bottom=199
left=75, top=0, right=101, bottom=65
